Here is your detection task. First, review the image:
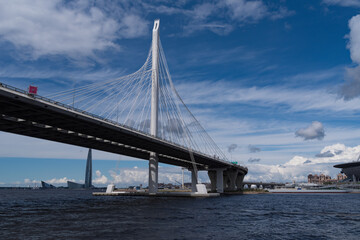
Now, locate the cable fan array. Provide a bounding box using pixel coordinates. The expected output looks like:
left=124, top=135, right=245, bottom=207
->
left=46, top=40, right=228, bottom=162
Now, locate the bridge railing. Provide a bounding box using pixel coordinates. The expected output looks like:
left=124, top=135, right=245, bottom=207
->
left=0, top=82, right=235, bottom=166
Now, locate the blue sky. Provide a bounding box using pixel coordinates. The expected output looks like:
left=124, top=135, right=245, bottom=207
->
left=2, top=0, right=360, bottom=186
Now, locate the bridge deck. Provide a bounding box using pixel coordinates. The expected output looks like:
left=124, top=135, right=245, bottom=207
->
left=0, top=83, right=247, bottom=173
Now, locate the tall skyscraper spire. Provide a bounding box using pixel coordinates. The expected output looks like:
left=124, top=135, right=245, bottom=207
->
left=85, top=148, right=92, bottom=188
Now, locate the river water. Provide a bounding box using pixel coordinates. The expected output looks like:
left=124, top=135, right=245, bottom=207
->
left=0, top=189, right=359, bottom=239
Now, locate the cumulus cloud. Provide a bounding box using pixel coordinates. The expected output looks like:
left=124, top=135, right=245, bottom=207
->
left=109, top=168, right=182, bottom=186
left=24, top=179, right=40, bottom=184
left=295, top=121, right=325, bottom=140
left=315, top=150, right=335, bottom=158
left=346, top=15, right=360, bottom=65
left=93, top=170, right=108, bottom=185
left=109, top=167, right=209, bottom=187
left=227, top=144, right=238, bottom=153
left=110, top=168, right=148, bottom=186
left=246, top=144, right=360, bottom=182
left=315, top=144, right=346, bottom=159
left=315, top=149, right=344, bottom=158
left=0, top=0, right=148, bottom=59
left=46, top=177, right=76, bottom=184
left=245, top=143, right=360, bottom=182
left=248, top=144, right=261, bottom=153
left=287, top=144, right=355, bottom=166
left=248, top=157, right=261, bottom=163
left=340, top=67, right=360, bottom=100
left=245, top=162, right=334, bottom=182
left=340, top=14, right=360, bottom=99
left=323, top=0, right=360, bottom=7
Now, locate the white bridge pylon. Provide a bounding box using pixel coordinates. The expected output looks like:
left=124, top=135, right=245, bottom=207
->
left=46, top=20, right=235, bottom=193
left=149, top=19, right=160, bottom=194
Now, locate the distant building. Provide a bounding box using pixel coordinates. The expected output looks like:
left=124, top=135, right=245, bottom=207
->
left=337, top=173, right=347, bottom=181
left=308, top=174, right=332, bottom=184
left=67, top=149, right=93, bottom=189
left=308, top=173, right=347, bottom=184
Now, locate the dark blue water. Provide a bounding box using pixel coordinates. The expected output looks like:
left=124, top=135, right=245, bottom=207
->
left=0, top=190, right=359, bottom=239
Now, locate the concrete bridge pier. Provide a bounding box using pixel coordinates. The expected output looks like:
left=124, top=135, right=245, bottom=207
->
left=207, top=170, right=217, bottom=192
left=217, top=169, right=225, bottom=193
left=236, top=173, right=244, bottom=190
left=208, top=168, right=226, bottom=193
left=225, top=169, right=239, bottom=191
left=223, top=173, right=229, bottom=191
left=191, top=168, right=198, bottom=192
left=148, top=152, right=159, bottom=194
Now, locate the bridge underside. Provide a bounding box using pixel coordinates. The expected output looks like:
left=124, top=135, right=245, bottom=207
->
left=0, top=86, right=247, bottom=176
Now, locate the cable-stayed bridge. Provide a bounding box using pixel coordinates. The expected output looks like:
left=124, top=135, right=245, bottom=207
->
left=0, top=20, right=247, bottom=194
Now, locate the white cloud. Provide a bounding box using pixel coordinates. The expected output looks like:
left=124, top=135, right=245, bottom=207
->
left=144, top=0, right=293, bottom=35
left=177, top=80, right=360, bottom=113
left=340, top=14, right=360, bottom=99
left=46, top=177, right=75, bottom=184
left=245, top=143, right=360, bottom=182
left=295, top=121, right=325, bottom=141
left=108, top=167, right=208, bottom=187
left=245, top=162, right=332, bottom=182
left=348, top=15, right=360, bottom=63
left=224, top=0, right=268, bottom=22
left=23, top=177, right=77, bottom=185
left=93, top=170, right=108, bottom=184
left=0, top=0, right=147, bottom=59
left=117, top=14, right=149, bottom=39
left=192, top=3, right=217, bottom=21
left=110, top=168, right=148, bottom=186
left=24, top=179, right=40, bottom=184
left=323, top=0, right=360, bottom=7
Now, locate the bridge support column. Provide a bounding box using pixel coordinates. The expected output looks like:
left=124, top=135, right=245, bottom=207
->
left=191, top=169, right=198, bottom=192
left=207, top=170, right=217, bottom=192
left=223, top=172, right=229, bottom=191
left=148, top=152, right=158, bottom=194
left=236, top=173, right=245, bottom=191
left=226, top=169, right=238, bottom=191
left=216, top=169, right=225, bottom=193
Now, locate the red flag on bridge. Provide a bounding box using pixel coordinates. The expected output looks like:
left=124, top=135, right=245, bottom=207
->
left=28, top=85, right=38, bottom=95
